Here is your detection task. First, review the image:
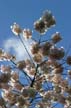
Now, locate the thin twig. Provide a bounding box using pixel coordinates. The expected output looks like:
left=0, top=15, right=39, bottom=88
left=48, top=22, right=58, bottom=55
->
left=10, top=60, right=32, bottom=81
left=40, top=38, right=51, bottom=43
left=51, top=103, right=58, bottom=108
left=64, top=44, right=71, bottom=59
left=19, top=35, right=34, bottom=64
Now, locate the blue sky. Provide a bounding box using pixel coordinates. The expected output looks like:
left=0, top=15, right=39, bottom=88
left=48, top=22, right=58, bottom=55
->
left=0, top=1, right=71, bottom=107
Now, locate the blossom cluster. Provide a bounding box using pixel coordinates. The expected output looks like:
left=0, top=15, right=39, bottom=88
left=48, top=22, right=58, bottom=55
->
left=34, top=10, right=56, bottom=34
left=0, top=10, right=71, bottom=108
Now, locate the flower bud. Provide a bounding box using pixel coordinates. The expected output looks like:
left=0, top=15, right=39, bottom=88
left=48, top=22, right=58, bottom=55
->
left=11, top=23, right=22, bottom=36
left=51, top=32, right=62, bottom=43
left=22, top=29, right=32, bottom=39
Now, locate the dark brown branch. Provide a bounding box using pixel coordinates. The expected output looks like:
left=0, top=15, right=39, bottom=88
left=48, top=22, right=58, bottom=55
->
left=30, top=64, right=39, bottom=87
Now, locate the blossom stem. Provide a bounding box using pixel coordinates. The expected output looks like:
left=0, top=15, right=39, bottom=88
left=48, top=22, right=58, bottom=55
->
left=64, top=44, right=71, bottom=59
left=10, top=60, right=32, bottom=81
left=51, top=103, right=58, bottom=108
left=19, top=35, right=34, bottom=64
left=30, top=64, right=39, bottom=87
left=40, top=38, right=51, bottom=43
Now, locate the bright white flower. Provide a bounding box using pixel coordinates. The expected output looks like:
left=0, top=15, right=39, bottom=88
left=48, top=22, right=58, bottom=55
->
left=22, top=29, right=32, bottom=39
left=11, top=23, right=22, bottom=36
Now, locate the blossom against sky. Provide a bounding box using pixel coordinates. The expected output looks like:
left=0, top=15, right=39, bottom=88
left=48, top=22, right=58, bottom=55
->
left=0, top=0, right=71, bottom=59
left=0, top=1, right=71, bottom=108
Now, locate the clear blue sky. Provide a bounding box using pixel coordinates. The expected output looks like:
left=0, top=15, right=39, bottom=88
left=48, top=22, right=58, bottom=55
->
left=0, top=1, right=71, bottom=108
left=0, top=0, right=71, bottom=48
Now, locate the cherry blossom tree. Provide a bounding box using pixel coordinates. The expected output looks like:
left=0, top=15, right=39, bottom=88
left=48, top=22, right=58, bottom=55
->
left=0, top=10, right=71, bottom=108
